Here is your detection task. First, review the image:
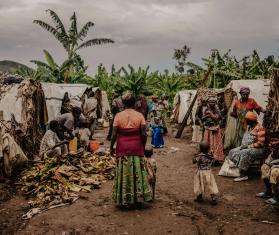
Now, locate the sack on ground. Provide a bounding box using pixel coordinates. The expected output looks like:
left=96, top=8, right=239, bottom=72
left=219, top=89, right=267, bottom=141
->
left=218, top=158, right=240, bottom=177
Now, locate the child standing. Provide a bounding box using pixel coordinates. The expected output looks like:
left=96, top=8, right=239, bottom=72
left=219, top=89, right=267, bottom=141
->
left=145, top=146, right=157, bottom=200
left=193, top=141, right=219, bottom=205
left=150, top=117, right=165, bottom=148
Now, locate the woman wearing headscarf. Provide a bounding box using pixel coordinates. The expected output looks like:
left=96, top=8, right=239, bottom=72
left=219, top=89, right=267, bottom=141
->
left=202, top=97, right=224, bottom=162
left=227, top=112, right=266, bottom=182
left=110, top=91, right=153, bottom=208
left=231, top=87, right=264, bottom=147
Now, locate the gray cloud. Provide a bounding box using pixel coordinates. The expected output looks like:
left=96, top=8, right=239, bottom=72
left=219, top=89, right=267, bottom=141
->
left=0, top=0, right=279, bottom=73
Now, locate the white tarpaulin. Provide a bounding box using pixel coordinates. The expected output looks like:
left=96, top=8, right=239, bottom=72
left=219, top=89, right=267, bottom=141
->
left=42, top=83, right=111, bottom=121
left=42, top=83, right=89, bottom=120
left=0, top=84, right=22, bottom=122
left=224, top=79, right=270, bottom=149
left=0, top=82, right=111, bottom=123
left=173, top=90, right=197, bottom=124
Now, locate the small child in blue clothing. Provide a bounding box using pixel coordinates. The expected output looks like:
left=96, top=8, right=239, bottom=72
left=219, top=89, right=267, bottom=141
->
left=150, top=117, right=165, bottom=148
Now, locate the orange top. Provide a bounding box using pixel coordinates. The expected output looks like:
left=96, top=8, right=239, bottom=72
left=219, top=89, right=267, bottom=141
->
left=113, top=109, right=146, bottom=129
left=245, top=111, right=257, bottom=121
left=234, top=98, right=262, bottom=113
left=250, top=123, right=266, bottom=148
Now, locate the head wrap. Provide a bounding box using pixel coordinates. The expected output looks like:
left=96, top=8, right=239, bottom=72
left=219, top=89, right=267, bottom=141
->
left=239, top=87, right=250, bottom=95
left=122, top=91, right=133, bottom=101
left=245, top=111, right=257, bottom=121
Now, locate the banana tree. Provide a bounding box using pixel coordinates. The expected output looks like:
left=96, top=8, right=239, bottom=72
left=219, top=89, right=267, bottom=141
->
left=31, top=50, right=75, bottom=83
left=118, top=65, right=152, bottom=97
left=34, top=10, right=114, bottom=61
left=15, top=66, right=45, bottom=81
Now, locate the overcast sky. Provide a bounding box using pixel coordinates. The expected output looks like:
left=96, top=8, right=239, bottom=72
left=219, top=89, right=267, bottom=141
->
left=0, top=0, right=279, bottom=73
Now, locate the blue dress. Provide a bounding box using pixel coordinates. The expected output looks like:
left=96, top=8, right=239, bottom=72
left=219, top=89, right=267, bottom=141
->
left=151, top=125, right=164, bottom=148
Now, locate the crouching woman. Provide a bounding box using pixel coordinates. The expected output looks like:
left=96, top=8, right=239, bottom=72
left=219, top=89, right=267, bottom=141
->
left=110, top=92, right=153, bottom=208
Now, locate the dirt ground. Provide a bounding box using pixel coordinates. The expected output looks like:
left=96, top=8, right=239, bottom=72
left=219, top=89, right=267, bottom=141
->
left=1, top=132, right=279, bottom=234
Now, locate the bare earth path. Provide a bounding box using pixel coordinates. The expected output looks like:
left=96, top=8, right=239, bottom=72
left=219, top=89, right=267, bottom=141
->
left=1, top=135, right=279, bottom=234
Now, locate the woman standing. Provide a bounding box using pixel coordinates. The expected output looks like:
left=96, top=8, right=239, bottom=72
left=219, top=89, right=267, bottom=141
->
left=230, top=87, right=264, bottom=147
left=110, top=92, right=153, bottom=208
left=202, top=97, right=224, bottom=162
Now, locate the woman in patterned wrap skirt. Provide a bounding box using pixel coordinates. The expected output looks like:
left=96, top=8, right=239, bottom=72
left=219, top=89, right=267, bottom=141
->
left=110, top=92, right=153, bottom=208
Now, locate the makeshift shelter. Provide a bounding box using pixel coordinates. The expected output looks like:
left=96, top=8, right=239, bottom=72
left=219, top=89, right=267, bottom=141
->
left=0, top=79, right=111, bottom=157
left=224, top=79, right=270, bottom=149
left=42, top=83, right=110, bottom=121
left=0, top=78, right=48, bottom=157
left=173, top=80, right=270, bottom=145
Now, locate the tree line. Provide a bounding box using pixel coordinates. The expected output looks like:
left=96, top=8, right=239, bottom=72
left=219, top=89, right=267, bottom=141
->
left=15, top=10, right=279, bottom=104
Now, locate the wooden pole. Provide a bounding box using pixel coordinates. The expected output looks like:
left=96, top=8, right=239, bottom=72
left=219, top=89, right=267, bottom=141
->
left=175, top=68, right=212, bottom=138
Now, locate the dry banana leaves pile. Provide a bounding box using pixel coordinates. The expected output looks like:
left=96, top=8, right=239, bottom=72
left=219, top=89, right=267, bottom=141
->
left=20, top=151, right=115, bottom=218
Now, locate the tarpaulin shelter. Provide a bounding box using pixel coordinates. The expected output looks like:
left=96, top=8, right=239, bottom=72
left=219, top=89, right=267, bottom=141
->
left=0, top=81, right=110, bottom=123
left=0, top=78, right=48, bottom=157
left=0, top=79, right=111, bottom=157
left=41, top=83, right=110, bottom=121
left=173, top=80, right=269, bottom=145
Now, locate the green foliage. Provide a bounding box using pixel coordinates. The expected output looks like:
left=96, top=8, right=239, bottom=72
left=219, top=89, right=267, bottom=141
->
left=173, top=45, right=191, bottom=74
left=186, top=49, right=278, bottom=89
left=16, top=66, right=45, bottom=81
left=33, top=10, right=114, bottom=60
left=29, top=50, right=91, bottom=83
left=91, top=64, right=188, bottom=103
left=31, top=9, right=114, bottom=84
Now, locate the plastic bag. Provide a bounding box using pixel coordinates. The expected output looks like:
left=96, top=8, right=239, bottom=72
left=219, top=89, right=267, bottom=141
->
left=218, top=158, right=240, bottom=177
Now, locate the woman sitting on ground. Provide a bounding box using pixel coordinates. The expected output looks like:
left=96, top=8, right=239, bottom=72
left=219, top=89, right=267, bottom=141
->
left=110, top=91, right=153, bottom=208
left=227, top=111, right=266, bottom=182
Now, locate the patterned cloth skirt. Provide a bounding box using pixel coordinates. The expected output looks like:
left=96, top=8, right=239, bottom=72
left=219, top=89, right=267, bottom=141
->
left=261, top=164, right=279, bottom=184
left=204, top=128, right=224, bottom=162
left=227, top=147, right=264, bottom=171
left=228, top=131, right=264, bottom=171
left=113, top=156, right=153, bottom=206
left=194, top=170, right=219, bottom=196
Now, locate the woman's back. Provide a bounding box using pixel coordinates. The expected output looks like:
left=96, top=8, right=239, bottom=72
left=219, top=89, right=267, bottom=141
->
left=114, top=109, right=146, bottom=129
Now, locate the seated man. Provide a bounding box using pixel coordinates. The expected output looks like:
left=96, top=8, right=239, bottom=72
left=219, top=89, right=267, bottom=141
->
left=39, top=120, right=68, bottom=159
left=227, top=112, right=265, bottom=182
left=257, top=138, right=279, bottom=205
